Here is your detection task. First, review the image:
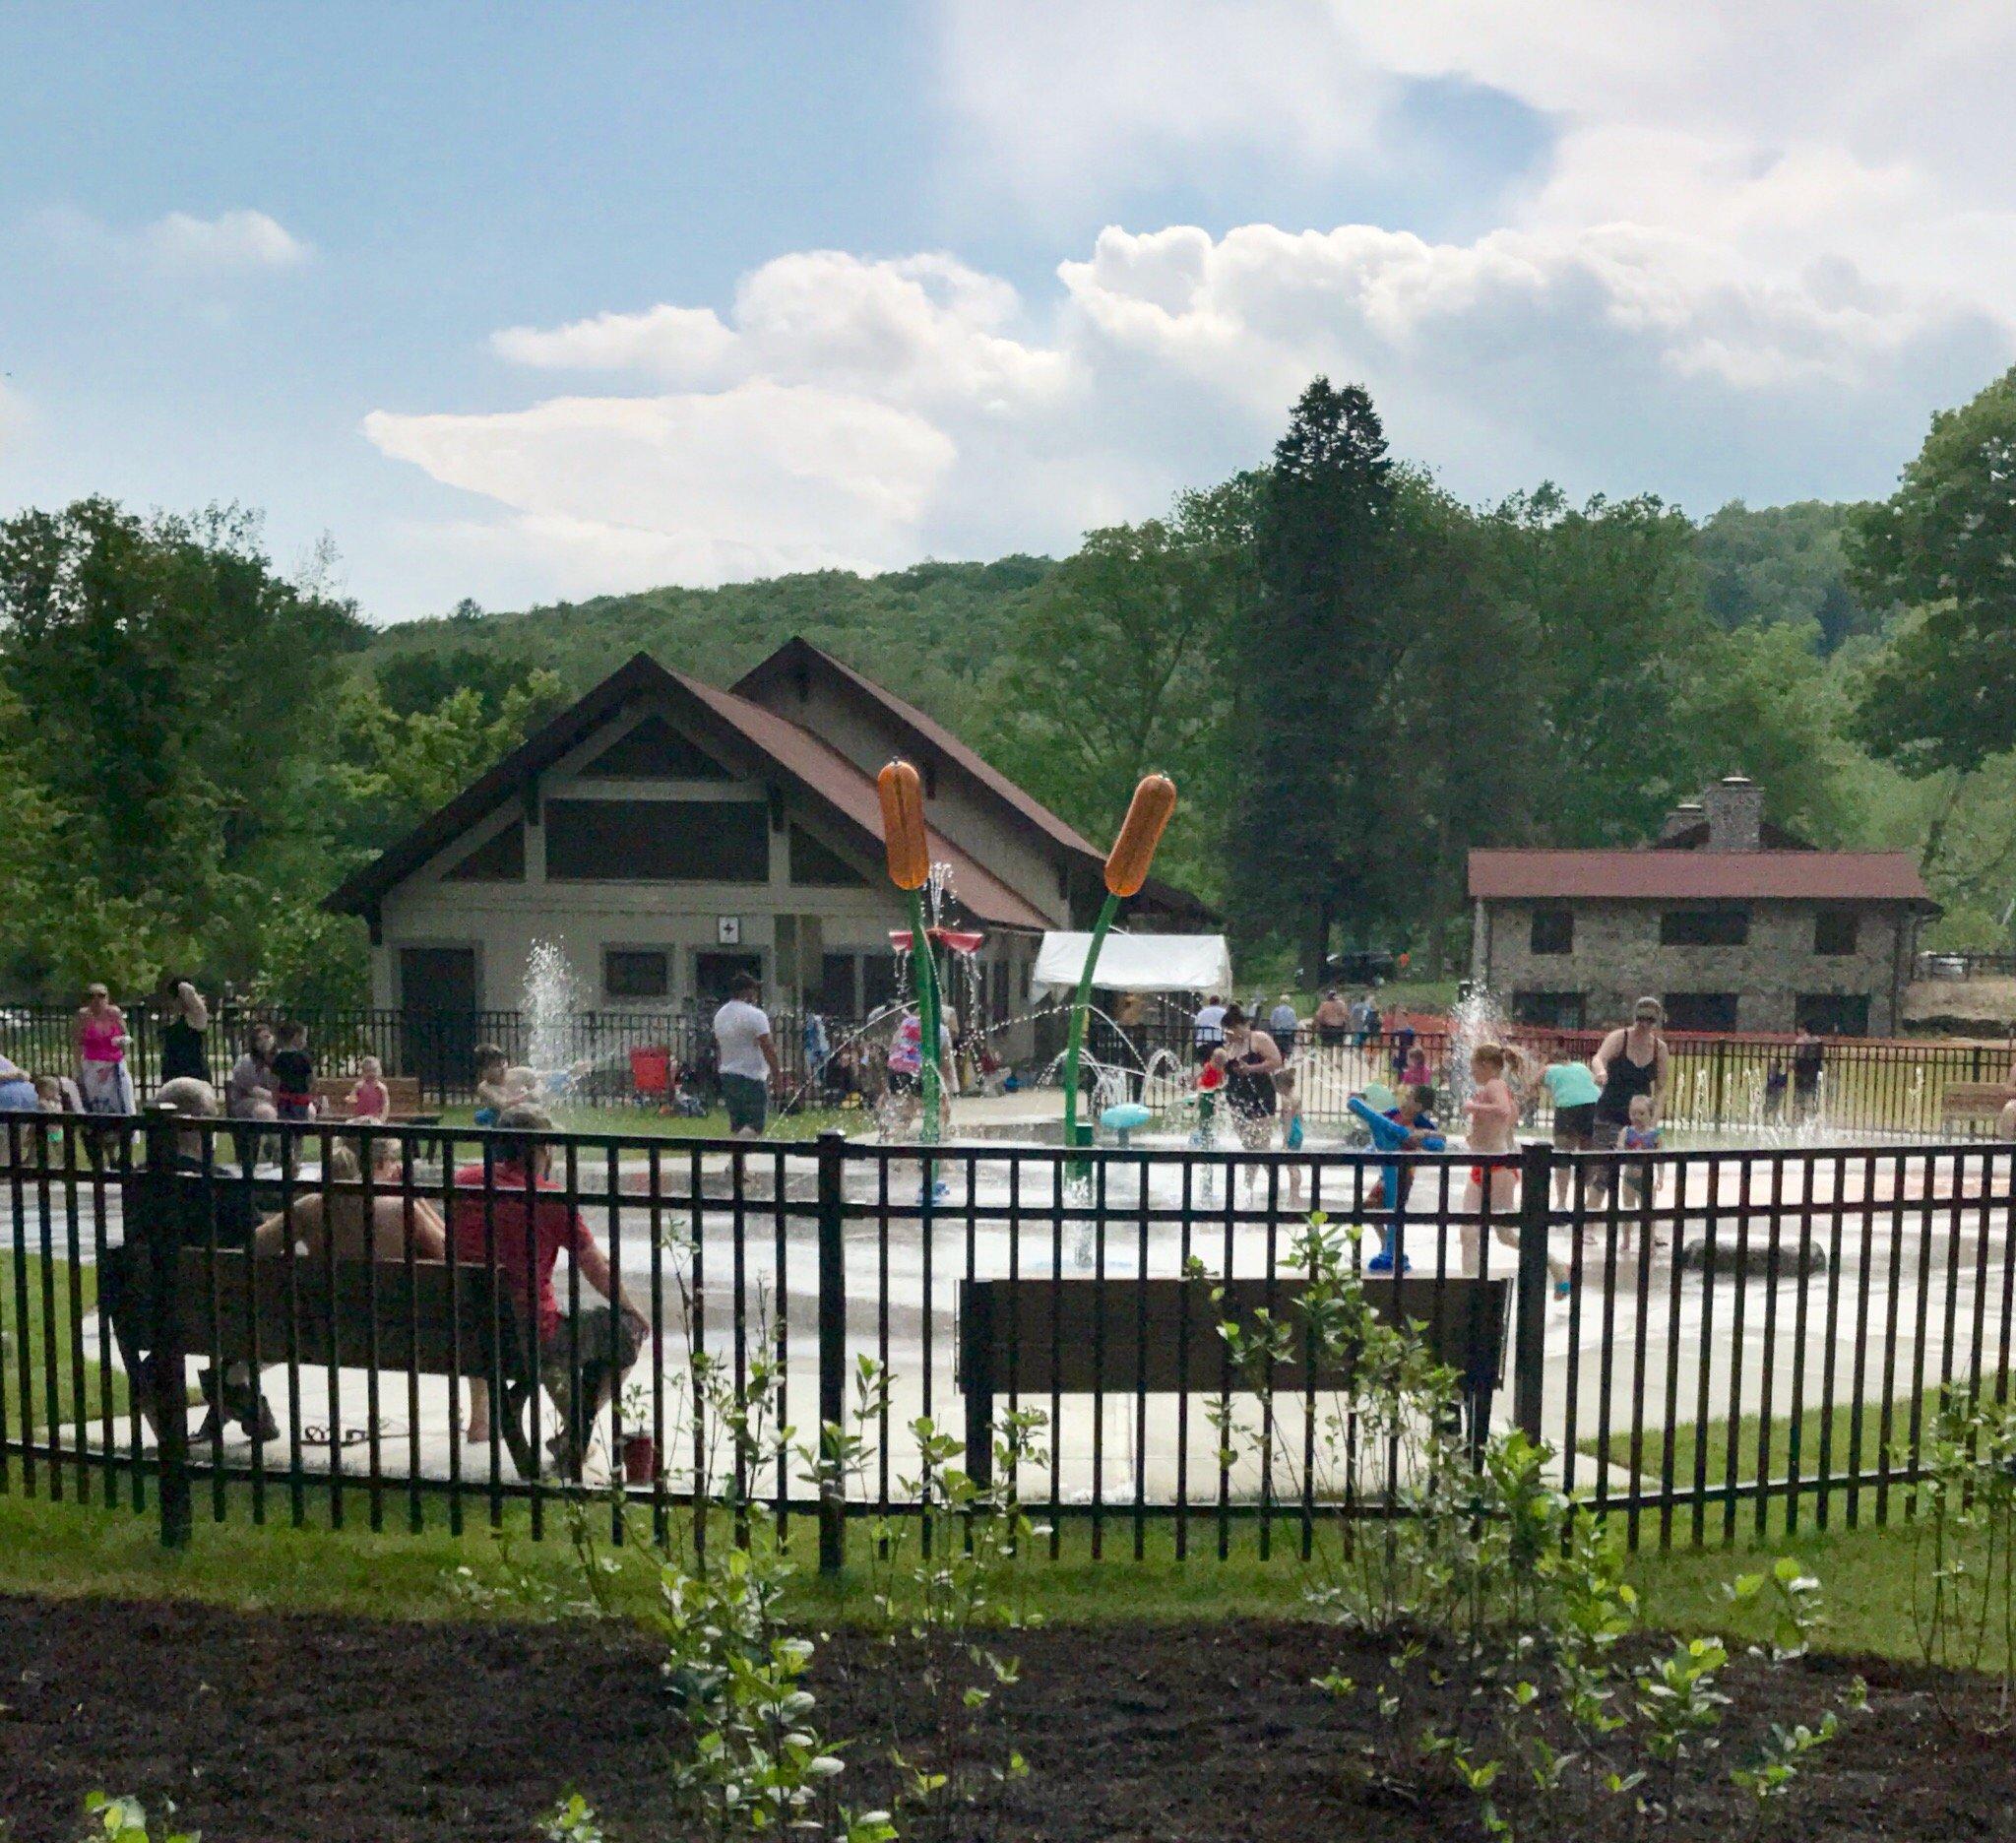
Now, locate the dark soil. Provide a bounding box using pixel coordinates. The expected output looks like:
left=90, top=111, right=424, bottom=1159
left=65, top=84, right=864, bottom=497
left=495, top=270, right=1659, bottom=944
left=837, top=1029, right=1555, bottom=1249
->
left=3, top=1593, right=2013, bottom=1841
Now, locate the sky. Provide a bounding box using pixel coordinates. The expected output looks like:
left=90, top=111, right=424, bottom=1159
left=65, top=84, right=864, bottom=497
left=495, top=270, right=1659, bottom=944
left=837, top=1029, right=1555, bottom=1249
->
left=2, top=1, right=2014, bottom=624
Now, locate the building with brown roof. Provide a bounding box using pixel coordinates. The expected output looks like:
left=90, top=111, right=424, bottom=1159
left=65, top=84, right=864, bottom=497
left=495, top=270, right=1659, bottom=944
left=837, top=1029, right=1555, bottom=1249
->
left=1467, top=776, right=1938, bottom=1036
left=327, top=642, right=1202, bottom=1049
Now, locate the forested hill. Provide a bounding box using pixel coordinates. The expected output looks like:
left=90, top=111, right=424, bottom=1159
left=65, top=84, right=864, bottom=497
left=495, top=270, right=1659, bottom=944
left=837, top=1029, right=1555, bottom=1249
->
left=361, top=554, right=1057, bottom=707
left=359, top=500, right=1876, bottom=701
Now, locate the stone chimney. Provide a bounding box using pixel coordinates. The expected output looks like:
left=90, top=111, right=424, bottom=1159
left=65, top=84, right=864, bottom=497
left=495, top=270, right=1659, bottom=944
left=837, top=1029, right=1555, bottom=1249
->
left=1658, top=799, right=1707, bottom=845
left=1701, top=775, right=1762, bottom=852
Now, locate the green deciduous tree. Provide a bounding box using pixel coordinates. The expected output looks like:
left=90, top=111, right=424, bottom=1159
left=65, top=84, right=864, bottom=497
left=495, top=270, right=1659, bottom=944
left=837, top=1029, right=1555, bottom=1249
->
left=1849, top=366, right=2016, bottom=777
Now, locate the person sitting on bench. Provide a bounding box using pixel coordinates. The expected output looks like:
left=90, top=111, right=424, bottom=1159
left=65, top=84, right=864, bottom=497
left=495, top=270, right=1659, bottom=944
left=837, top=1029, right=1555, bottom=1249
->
left=252, top=1137, right=447, bottom=1262
left=103, top=1075, right=279, bottom=1443
left=450, top=1103, right=650, bottom=1476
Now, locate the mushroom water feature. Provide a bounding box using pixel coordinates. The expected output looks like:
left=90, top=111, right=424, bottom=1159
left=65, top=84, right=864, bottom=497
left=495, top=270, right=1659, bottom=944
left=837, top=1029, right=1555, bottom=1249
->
left=1062, top=774, right=1178, bottom=1164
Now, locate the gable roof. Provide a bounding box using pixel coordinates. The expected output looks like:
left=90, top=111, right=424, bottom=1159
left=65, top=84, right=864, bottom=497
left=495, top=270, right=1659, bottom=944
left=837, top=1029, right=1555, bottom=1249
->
left=733, top=636, right=1211, bottom=920
left=325, top=654, right=1050, bottom=929
left=1468, top=849, right=1936, bottom=908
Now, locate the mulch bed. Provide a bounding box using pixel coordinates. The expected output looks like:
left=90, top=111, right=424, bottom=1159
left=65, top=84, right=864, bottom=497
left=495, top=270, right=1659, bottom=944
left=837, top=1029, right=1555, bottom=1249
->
left=3, top=1593, right=2013, bottom=1841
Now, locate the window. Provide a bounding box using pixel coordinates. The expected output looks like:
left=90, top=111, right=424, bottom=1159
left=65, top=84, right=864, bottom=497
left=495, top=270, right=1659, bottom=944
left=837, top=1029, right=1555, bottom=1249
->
left=1796, top=993, right=1869, bottom=1037
left=861, top=951, right=900, bottom=1014
left=1663, top=992, right=1739, bottom=1032
left=444, top=820, right=524, bottom=882
left=578, top=715, right=729, bottom=780
left=788, top=824, right=866, bottom=887
left=603, top=949, right=669, bottom=999
left=1660, top=909, right=1749, bottom=947
left=1813, top=911, right=1859, bottom=956
left=1512, top=990, right=1586, bottom=1030
left=545, top=798, right=768, bottom=882
left=1529, top=909, right=1574, bottom=955
left=819, top=952, right=858, bottom=1017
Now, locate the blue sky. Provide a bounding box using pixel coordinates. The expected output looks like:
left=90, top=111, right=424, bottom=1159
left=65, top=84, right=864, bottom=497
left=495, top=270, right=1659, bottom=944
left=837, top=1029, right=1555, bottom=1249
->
left=3, top=2, right=2012, bottom=621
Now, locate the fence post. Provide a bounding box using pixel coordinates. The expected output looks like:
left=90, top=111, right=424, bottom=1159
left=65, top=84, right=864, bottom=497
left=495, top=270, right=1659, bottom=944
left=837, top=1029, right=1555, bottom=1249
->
left=143, top=1103, right=192, bottom=1551
left=1512, top=1140, right=1552, bottom=1445
left=1711, top=1038, right=1728, bottom=1128
left=816, top=1129, right=848, bottom=1575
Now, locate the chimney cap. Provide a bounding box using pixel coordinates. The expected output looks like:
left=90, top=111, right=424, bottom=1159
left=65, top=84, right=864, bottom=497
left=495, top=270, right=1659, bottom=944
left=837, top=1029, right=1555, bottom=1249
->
left=1718, top=774, right=1754, bottom=788
left=1673, top=799, right=1705, bottom=813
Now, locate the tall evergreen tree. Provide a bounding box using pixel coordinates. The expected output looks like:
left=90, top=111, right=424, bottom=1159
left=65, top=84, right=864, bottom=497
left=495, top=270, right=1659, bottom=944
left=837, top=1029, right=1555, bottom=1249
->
left=1230, top=378, right=1397, bottom=978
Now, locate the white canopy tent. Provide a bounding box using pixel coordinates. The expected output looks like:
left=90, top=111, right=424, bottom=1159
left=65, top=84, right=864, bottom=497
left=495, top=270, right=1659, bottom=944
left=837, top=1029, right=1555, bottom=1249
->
left=1032, top=930, right=1233, bottom=997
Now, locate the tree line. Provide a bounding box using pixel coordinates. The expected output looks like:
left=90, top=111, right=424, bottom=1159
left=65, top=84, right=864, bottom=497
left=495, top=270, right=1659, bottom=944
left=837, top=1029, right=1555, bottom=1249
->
left=2, top=366, right=2013, bottom=1002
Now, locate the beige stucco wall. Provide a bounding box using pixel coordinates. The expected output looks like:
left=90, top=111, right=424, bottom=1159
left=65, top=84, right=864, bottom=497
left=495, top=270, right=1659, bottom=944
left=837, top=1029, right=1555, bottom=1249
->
left=738, top=671, right=1076, bottom=926
left=368, top=705, right=1041, bottom=1050
left=1473, top=897, right=1918, bottom=1035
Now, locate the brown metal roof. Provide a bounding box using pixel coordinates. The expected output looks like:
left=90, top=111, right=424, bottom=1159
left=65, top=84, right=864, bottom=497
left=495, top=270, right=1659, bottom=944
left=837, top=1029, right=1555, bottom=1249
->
left=734, top=636, right=1213, bottom=921
left=326, top=653, right=1051, bottom=929
left=1468, top=849, right=1935, bottom=907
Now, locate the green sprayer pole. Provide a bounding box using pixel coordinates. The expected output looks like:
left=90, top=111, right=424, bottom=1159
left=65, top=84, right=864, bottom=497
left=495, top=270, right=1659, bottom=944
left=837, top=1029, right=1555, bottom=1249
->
left=1062, top=890, right=1120, bottom=1156
left=907, top=890, right=942, bottom=1158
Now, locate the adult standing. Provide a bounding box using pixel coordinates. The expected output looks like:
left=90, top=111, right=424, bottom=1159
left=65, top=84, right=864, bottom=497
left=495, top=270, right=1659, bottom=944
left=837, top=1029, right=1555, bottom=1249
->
left=1592, top=996, right=1670, bottom=1138
left=76, top=983, right=136, bottom=1117
left=1192, top=993, right=1228, bottom=1063
left=1268, top=991, right=1301, bottom=1059
left=1313, top=988, right=1350, bottom=1049
left=1791, top=1024, right=1825, bottom=1118
left=158, top=975, right=211, bottom=1085
left=1217, top=1005, right=1284, bottom=1148
left=712, top=971, right=781, bottom=1138
left=225, top=1024, right=279, bottom=1122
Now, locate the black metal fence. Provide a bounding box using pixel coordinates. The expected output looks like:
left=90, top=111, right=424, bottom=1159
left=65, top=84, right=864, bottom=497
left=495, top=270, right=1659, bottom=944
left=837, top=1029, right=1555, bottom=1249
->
left=3, top=1109, right=2011, bottom=1560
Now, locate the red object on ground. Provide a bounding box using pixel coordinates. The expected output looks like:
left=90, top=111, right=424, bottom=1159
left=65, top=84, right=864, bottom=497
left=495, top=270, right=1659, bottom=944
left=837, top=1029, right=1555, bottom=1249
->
left=629, top=1046, right=671, bottom=1100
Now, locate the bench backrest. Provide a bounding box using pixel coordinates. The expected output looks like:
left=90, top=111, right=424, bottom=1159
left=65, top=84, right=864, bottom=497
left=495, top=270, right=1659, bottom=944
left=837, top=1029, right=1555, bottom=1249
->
left=168, top=1247, right=526, bottom=1376
left=313, top=1074, right=427, bottom=1116
left=959, top=1274, right=1510, bottom=1398
left=1940, top=1082, right=2011, bottom=1117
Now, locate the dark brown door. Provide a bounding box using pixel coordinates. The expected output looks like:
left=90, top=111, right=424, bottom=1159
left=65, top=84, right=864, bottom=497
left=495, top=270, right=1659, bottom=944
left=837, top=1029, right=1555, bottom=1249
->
left=400, top=947, right=479, bottom=1100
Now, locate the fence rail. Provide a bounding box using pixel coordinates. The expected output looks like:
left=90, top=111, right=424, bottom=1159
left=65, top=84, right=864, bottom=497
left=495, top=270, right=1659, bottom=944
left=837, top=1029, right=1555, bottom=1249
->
left=3, top=1109, right=2010, bottom=1563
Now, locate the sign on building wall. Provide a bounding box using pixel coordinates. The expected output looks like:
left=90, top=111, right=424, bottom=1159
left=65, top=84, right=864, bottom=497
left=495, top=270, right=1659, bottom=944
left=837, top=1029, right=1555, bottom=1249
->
left=718, top=916, right=741, bottom=945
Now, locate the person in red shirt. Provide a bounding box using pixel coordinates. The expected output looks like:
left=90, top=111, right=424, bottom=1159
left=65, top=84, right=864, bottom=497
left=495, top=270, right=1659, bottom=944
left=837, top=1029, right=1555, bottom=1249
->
left=452, top=1103, right=650, bottom=1475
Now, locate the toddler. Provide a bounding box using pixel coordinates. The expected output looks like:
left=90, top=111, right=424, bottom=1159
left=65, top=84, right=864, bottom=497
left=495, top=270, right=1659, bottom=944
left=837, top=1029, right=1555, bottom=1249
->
left=348, top=1055, right=391, bottom=1122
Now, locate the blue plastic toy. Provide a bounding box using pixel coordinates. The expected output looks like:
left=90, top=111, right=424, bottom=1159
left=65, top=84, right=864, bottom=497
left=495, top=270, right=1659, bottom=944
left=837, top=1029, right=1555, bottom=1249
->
left=1347, top=1094, right=1445, bottom=1273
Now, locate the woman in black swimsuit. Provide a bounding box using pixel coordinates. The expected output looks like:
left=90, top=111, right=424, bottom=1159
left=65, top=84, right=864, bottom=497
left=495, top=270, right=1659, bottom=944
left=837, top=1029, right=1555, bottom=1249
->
left=158, top=976, right=211, bottom=1085
left=1592, top=996, right=1669, bottom=1202
left=1219, top=1006, right=1283, bottom=1140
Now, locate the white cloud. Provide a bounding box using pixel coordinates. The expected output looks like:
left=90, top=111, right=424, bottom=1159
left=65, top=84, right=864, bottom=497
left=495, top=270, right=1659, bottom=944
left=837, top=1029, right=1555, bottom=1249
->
left=38, top=206, right=313, bottom=280
left=364, top=207, right=2005, bottom=604
left=138, top=208, right=311, bottom=274
left=362, top=379, right=958, bottom=594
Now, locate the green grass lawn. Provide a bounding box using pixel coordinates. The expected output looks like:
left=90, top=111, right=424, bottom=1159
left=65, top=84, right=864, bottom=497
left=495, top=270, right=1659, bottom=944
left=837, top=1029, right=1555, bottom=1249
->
left=0, top=1251, right=135, bottom=1434
left=0, top=1469, right=1984, bottom=1668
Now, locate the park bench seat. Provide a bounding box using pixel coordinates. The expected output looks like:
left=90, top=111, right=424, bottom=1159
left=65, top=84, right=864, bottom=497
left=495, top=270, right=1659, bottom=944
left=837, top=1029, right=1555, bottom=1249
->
left=313, top=1074, right=430, bottom=1121
left=957, top=1273, right=1511, bottom=1479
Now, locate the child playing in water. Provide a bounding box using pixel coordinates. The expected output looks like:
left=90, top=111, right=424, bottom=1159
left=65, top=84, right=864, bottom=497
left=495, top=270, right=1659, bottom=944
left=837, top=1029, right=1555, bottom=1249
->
left=1400, top=1044, right=1432, bottom=1095
left=473, top=1044, right=512, bottom=1126
left=1615, top=1094, right=1666, bottom=1251
left=348, top=1055, right=391, bottom=1122
left=1462, top=1042, right=1570, bottom=1294
left=1365, top=1084, right=1443, bottom=1271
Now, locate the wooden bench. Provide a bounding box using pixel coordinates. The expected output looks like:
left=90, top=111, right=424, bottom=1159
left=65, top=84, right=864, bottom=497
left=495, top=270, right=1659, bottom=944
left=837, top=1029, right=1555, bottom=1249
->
left=103, top=1237, right=548, bottom=1479
left=957, top=1274, right=1511, bottom=1481
left=312, top=1074, right=431, bottom=1121
left=1939, top=1082, right=2014, bottom=1126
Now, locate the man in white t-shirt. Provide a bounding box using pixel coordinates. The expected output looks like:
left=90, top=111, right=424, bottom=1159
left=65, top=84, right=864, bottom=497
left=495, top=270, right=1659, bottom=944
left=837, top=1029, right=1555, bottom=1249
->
left=712, top=973, right=782, bottom=1136
left=1192, top=994, right=1228, bottom=1064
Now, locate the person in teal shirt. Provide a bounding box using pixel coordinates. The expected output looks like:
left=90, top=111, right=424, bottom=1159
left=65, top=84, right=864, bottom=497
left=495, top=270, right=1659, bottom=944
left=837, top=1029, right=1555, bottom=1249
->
left=1542, top=1057, right=1602, bottom=1208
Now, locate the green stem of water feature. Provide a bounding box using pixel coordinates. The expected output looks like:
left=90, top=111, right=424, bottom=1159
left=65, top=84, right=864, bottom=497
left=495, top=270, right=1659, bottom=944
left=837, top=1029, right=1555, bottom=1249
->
left=906, top=889, right=942, bottom=1173
left=1062, top=889, right=1120, bottom=1164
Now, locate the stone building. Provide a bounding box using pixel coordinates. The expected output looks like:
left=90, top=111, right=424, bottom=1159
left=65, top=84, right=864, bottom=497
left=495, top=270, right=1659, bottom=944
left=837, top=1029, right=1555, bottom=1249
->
left=1467, top=777, right=1937, bottom=1037
left=326, top=640, right=1207, bottom=1055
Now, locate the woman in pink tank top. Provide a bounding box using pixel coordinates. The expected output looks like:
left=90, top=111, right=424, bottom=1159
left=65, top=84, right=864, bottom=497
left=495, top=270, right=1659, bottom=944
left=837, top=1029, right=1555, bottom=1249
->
left=76, top=984, right=135, bottom=1116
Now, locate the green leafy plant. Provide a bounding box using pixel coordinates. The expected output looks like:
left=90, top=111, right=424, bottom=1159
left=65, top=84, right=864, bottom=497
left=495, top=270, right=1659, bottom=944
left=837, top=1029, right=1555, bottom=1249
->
left=1909, top=1383, right=2016, bottom=1731
left=77, top=1794, right=197, bottom=1843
